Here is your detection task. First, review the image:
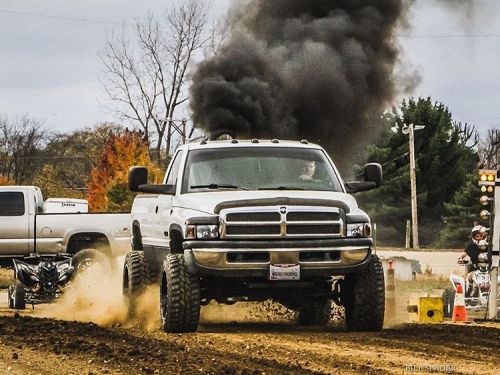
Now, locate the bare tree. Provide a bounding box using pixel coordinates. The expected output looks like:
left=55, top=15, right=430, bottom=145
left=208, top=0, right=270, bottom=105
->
left=206, top=13, right=231, bottom=57
left=454, top=121, right=479, bottom=148
left=479, top=128, right=500, bottom=169
left=0, top=115, right=47, bottom=184
left=100, top=0, right=210, bottom=161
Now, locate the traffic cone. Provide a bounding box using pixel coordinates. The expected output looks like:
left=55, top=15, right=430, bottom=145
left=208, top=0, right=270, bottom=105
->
left=451, top=284, right=469, bottom=322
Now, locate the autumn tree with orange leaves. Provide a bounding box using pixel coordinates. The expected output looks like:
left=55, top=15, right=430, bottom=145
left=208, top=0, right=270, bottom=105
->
left=87, top=130, right=161, bottom=212
left=0, top=175, right=15, bottom=186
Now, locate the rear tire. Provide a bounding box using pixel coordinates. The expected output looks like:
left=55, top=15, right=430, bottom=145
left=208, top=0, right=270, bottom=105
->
left=160, top=254, right=200, bottom=333
left=296, top=299, right=332, bottom=326
left=442, top=287, right=455, bottom=318
left=72, top=248, right=110, bottom=273
left=343, top=254, right=385, bottom=331
left=123, top=251, right=151, bottom=315
left=9, top=282, right=26, bottom=310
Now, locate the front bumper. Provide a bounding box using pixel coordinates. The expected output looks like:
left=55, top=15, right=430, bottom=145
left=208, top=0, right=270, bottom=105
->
left=183, top=238, right=373, bottom=278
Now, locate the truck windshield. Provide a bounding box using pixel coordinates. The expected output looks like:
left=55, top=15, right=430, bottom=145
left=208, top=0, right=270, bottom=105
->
left=181, top=147, right=344, bottom=193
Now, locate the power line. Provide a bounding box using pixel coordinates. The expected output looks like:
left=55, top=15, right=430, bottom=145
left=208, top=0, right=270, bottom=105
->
left=0, top=155, right=99, bottom=161
left=3, top=8, right=500, bottom=39
left=397, top=34, right=500, bottom=38
left=0, top=8, right=123, bottom=26
left=461, top=116, right=500, bottom=122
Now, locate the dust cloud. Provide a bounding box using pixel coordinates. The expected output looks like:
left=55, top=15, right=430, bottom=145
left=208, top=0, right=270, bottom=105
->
left=36, top=257, right=160, bottom=330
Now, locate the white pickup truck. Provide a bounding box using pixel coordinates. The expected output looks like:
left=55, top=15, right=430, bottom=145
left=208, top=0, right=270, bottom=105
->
left=123, top=139, right=384, bottom=333
left=0, top=186, right=131, bottom=265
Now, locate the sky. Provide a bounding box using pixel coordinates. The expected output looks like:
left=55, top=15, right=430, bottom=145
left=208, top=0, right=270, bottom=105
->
left=1, top=0, right=500, bottom=136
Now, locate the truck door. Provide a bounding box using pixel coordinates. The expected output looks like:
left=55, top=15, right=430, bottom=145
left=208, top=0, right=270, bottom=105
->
left=0, top=189, right=31, bottom=256
left=153, top=150, right=183, bottom=250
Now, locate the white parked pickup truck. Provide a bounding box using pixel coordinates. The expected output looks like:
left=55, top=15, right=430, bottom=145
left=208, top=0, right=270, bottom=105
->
left=0, top=186, right=131, bottom=266
left=123, top=139, right=384, bottom=333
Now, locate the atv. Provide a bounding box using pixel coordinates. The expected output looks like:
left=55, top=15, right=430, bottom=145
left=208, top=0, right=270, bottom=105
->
left=8, top=254, right=74, bottom=309
left=443, top=253, right=500, bottom=317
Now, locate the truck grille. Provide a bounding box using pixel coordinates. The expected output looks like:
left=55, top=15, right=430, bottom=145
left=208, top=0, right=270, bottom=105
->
left=220, top=206, right=344, bottom=239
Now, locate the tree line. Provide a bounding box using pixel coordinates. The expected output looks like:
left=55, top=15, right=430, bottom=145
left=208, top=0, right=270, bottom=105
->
left=0, top=119, right=161, bottom=212
left=1, top=97, right=498, bottom=249
left=356, top=97, right=500, bottom=249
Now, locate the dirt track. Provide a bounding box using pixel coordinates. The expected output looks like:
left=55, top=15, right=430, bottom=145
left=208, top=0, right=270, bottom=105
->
left=0, top=311, right=499, bottom=375
left=1, top=261, right=499, bottom=374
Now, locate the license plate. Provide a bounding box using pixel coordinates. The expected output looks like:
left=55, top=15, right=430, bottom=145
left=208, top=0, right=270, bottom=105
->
left=269, top=264, right=300, bottom=281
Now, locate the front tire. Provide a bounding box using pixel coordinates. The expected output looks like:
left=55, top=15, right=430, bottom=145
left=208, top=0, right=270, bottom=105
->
left=160, top=254, right=200, bottom=333
left=343, top=254, right=385, bottom=331
left=123, top=251, right=151, bottom=314
left=8, top=282, right=26, bottom=310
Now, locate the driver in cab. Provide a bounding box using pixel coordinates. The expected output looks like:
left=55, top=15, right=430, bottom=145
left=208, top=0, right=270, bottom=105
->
left=299, top=161, right=316, bottom=181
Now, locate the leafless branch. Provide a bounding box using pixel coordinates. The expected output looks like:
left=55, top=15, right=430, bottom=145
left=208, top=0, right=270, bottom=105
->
left=479, top=128, right=500, bottom=169
left=100, top=0, right=210, bottom=158
left=454, top=121, right=479, bottom=148
left=0, top=115, right=47, bottom=184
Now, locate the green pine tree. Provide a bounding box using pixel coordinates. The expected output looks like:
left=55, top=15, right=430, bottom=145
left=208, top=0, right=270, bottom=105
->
left=357, top=97, right=478, bottom=247
left=435, top=173, right=482, bottom=248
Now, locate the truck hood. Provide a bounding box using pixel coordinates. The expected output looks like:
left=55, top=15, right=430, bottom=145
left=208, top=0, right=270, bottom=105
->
left=173, top=190, right=361, bottom=215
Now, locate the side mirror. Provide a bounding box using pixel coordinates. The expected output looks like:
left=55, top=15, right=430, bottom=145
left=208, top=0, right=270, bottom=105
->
left=345, top=163, right=383, bottom=193
left=129, top=167, right=148, bottom=192
left=128, top=166, right=175, bottom=195
left=364, top=163, right=383, bottom=187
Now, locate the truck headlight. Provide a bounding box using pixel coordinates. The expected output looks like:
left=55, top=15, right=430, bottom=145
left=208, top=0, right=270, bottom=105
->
left=186, top=225, right=219, bottom=239
left=346, top=223, right=371, bottom=237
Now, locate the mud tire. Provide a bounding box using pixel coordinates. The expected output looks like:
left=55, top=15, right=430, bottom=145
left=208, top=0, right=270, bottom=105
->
left=160, top=254, right=200, bottom=333
left=72, top=248, right=110, bottom=274
left=343, top=254, right=385, bottom=331
left=123, top=251, right=151, bottom=314
left=296, top=299, right=332, bottom=326
left=442, top=287, right=455, bottom=318
left=9, top=282, right=26, bottom=310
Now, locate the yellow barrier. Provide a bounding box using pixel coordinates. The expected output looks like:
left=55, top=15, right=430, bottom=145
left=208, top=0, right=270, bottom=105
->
left=407, top=296, right=444, bottom=323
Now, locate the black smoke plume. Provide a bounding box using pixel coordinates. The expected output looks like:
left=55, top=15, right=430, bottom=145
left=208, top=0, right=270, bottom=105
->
left=190, top=0, right=406, bottom=168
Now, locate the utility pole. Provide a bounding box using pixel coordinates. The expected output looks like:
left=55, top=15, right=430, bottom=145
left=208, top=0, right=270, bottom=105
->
left=392, top=123, right=425, bottom=249
left=409, top=124, right=419, bottom=249
left=405, top=219, right=411, bottom=249
left=181, top=118, right=187, bottom=144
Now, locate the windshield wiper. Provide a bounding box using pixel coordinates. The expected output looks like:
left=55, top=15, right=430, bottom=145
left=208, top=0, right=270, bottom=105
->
left=190, top=184, right=248, bottom=190
left=258, top=186, right=305, bottom=191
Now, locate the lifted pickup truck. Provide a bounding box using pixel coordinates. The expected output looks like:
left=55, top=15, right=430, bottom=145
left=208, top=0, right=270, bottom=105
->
left=124, top=140, right=384, bottom=332
left=0, top=186, right=131, bottom=267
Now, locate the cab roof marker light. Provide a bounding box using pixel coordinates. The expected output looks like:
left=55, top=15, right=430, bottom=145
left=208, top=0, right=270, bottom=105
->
left=300, top=139, right=309, bottom=144
left=251, top=139, right=259, bottom=144
left=271, top=139, right=279, bottom=143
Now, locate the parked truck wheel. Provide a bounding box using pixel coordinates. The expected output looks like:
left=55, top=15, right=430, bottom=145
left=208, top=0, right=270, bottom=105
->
left=296, top=299, right=332, bottom=326
left=123, top=251, right=151, bottom=314
left=160, top=254, right=200, bottom=333
left=343, top=254, right=385, bottom=331
left=72, top=248, right=109, bottom=273
left=8, top=282, right=26, bottom=310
